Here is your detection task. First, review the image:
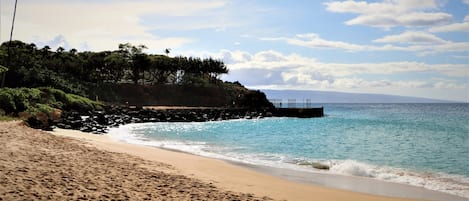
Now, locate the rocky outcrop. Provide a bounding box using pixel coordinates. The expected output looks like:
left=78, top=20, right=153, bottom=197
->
left=54, top=106, right=274, bottom=134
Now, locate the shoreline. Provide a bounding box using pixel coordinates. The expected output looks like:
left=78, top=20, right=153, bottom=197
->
left=50, top=127, right=467, bottom=201
left=234, top=162, right=468, bottom=201
left=108, top=121, right=469, bottom=200
left=1, top=121, right=273, bottom=200
left=2, top=121, right=276, bottom=200
left=109, top=128, right=468, bottom=201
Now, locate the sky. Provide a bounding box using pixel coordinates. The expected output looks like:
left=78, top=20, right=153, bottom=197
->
left=1, top=0, right=468, bottom=102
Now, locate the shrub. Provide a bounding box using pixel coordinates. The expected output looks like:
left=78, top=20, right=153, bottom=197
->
left=38, top=87, right=65, bottom=108
left=13, top=88, right=42, bottom=112
left=0, top=87, right=103, bottom=117
left=64, top=93, right=103, bottom=112
left=27, top=103, right=54, bottom=115
left=0, top=115, right=18, bottom=121
left=0, top=108, right=16, bottom=121
left=38, top=87, right=102, bottom=112
left=0, top=89, right=16, bottom=114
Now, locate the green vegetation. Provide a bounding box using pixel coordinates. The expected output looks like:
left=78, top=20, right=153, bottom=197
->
left=0, top=87, right=102, bottom=117
left=0, top=65, right=7, bottom=73
left=0, top=40, right=228, bottom=93
left=0, top=40, right=273, bottom=124
left=0, top=115, right=18, bottom=121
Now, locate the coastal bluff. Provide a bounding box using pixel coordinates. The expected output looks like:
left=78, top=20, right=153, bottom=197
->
left=87, top=83, right=274, bottom=108
left=17, top=83, right=324, bottom=133
left=43, top=84, right=323, bottom=134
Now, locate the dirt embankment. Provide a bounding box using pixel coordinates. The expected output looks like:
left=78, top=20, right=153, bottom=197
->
left=88, top=83, right=274, bottom=109
left=89, top=84, right=234, bottom=106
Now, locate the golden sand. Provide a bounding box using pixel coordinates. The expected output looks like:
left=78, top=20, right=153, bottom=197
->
left=0, top=121, right=426, bottom=201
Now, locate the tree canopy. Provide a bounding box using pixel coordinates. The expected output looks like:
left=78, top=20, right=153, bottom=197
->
left=0, top=40, right=229, bottom=95
left=0, top=65, right=7, bottom=73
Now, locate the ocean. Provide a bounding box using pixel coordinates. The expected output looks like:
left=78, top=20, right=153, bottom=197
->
left=108, top=103, right=469, bottom=199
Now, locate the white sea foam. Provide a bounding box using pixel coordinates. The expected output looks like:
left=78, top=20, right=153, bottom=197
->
left=107, top=123, right=302, bottom=169
left=108, top=124, right=469, bottom=199
left=108, top=124, right=210, bottom=155
left=328, top=160, right=469, bottom=198
left=330, top=160, right=376, bottom=177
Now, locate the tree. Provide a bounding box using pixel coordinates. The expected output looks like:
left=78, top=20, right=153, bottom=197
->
left=79, top=51, right=108, bottom=82
left=69, top=48, right=77, bottom=55
left=41, top=46, right=51, bottom=58
left=0, top=65, right=8, bottom=87
left=117, top=43, right=149, bottom=84
left=132, top=53, right=150, bottom=84
left=56, top=46, right=65, bottom=53
left=103, top=51, right=127, bottom=83
left=165, top=48, right=171, bottom=56
left=0, top=40, right=231, bottom=93
left=207, top=58, right=228, bottom=82
left=148, top=55, right=175, bottom=84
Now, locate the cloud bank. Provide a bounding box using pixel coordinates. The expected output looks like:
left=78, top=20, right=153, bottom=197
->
left=324, top=0, right=451, bottom=29
left=214, top=49, right=468, bottom=101
left=183, top=49, right=468, bottom=101
left=0, top=0, right=230, bottom=51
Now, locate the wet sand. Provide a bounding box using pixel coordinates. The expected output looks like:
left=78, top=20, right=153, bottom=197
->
left=0, top=121, right=446, bottom=201
left=238, top=163, right=468, bottom=201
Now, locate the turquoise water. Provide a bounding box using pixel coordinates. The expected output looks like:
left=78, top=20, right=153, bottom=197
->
left=109, top=103, right=469, bottom=198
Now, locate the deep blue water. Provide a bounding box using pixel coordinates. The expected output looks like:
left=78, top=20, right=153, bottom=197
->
left=109, top=103, right=469, bottom=198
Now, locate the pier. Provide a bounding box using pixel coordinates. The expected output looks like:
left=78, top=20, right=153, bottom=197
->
left=273, top=107, right=324, bottom=118
left=269, top=98, right=324, bottom=118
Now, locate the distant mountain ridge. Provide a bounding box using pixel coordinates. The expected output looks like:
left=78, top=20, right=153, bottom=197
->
left=260, top=89, right=456, bottom=103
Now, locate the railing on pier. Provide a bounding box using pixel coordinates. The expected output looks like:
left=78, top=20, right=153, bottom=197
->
left=270, top=98, right=315, bottom=108
left=269, top=98, right=324, bottom=118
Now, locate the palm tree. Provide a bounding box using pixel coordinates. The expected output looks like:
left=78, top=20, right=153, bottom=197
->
left=165, top=48, right=171, bottom=56
left=2, top=0, right=18, bottom=88
left=69, top=48, right=77, bottom=55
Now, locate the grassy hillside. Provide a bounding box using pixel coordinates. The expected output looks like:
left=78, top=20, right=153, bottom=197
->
left=0, top=87, right=103, bottom=128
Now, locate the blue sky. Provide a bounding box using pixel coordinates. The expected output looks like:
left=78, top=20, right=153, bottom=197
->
left=1, top=0, right=468, bottom=101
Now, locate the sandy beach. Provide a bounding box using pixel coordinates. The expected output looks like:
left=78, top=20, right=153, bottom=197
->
left=0, top=121, right=445, bottom=201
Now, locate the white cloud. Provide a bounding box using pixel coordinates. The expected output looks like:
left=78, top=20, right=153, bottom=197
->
left=345, top=12, right=451, bottom=28
left=206, top=49, right=469, bottom=78
left=464, top=0, right=469, bottom=5
left=324, top=0, right=452, bottom=29
left=33, top=35, right=71, bottom=50
left=325, top=0, right=440, bottom=13
left=413, top=42, right=469, bottom=56
left=289, top=33, right=366, bottom=51
left=373, top=31, right=447, bottom=44
left=429, top=15, right=469, bottom=32
left=0, top=0, right=228, bottom=51
left=180, top=49, right=468, bottom=101
left=260, top=34, right=368, bottom=52
left=260, top=33, right=469, bottom=55
left=220, top=50, right=253, bottom=64
left=452, top=55, right=469, bottom=59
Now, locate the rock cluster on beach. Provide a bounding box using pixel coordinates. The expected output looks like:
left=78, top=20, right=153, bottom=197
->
left=54, top=106, right=274, bottom=134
